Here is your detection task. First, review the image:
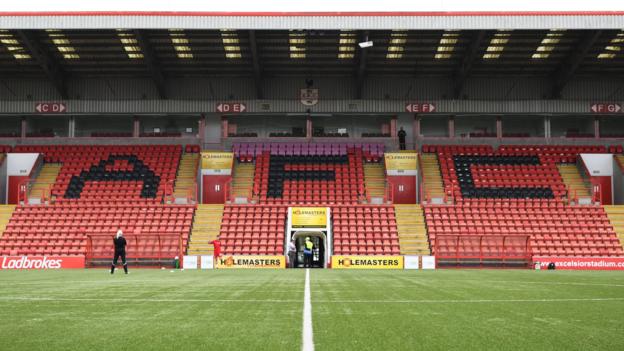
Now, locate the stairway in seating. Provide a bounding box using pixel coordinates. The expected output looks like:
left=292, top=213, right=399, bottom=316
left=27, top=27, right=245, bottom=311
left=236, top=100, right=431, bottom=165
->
left=604, top=205, right=624, bottom=249
left=187, top=204, right=224, bottom=255
left=394, top=204, right=430, bottom=255
left=363, top=163, right=385, bottom=199
left=557, top=164, right=591, bottom=198
left=29, top=163, right=62, bottom=200
left=173, top=152, right=199, bottom=198
left=231, top=161, right=255, bottom=200
left=0, top=205, right=16, bottom=238
left=420, top=154, right=445, bottom=198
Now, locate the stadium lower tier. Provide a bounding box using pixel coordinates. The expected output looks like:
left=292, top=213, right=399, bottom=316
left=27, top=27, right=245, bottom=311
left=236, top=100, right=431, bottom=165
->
left=218, top=204, right=400, bottom=256
left=1, top=201, right=622, bottom=261
left=0, top=204, right=194, bottom=259
left=425, top=200, right=624, bottom=257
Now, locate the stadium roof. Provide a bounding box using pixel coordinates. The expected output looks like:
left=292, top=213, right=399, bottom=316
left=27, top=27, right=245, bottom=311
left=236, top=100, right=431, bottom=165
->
left=0, top=1, right=622, bottom=102
left=0, top=29, right=622, bottom=96
left=1, top=0, right=624, bottom=30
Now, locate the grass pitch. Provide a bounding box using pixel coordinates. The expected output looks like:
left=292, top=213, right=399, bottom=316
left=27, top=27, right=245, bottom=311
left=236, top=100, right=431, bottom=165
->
left=0, top=269, right=623, bottom=351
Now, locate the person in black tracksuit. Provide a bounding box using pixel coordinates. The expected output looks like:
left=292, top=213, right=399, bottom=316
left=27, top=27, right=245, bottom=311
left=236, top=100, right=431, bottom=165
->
left=111, top=230, right=128, bottom=274
left=398, top=127, right=407, bottom=150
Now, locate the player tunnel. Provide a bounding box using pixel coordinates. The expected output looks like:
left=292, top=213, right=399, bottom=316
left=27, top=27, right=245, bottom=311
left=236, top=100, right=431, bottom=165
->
left=286, top=207, right=332, bottom=268
left=291, top=231, right=327, bottom=268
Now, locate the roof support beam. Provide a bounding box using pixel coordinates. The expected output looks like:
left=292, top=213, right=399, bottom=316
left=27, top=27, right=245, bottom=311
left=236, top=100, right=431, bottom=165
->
left=134, top=30, right=167, bottom=99
left=452, top=30, right=486, bottom=99
left=355, top=30, right=369, bottom=99
left=550, top=30, right=602, bottom=99
left=248, top=30, right=264, bottom=99
left=15, top=30, right=69, bottom=99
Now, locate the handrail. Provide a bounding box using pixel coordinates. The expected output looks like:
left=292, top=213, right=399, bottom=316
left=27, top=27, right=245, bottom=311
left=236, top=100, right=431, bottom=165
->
left=224, top=178, right=233, bottom=203
left=18, top=179, right=53, bottom=205
left=417, top=152, right=426, bottom=204
left=163, top=179, right=175, bottom=204
left=384, top=179, right=394, bottom=204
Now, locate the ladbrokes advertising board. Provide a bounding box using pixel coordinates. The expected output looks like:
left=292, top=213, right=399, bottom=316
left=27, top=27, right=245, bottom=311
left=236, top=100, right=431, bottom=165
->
left=332, top=256, right=404, bottom=269
left=384, top=152, right=418, bottom=176
left=201, top=151, right=233, bottom=175
left=0, top=256, right=85, bottom=270
left=291, top=207, right=328, bottom=229
left=216, top=255, right=286, bottom=269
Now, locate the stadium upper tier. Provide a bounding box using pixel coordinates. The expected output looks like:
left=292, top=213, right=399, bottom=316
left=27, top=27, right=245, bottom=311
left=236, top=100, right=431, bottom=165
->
left=425, top=144, right=609, bottom=201
left=13, top=145, right=181, bottom=202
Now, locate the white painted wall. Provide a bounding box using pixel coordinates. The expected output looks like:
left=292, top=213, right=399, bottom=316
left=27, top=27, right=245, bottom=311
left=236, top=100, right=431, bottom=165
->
left=580, top=154, right=613, bottom=177
left=6, top=153, right=40, bottom=176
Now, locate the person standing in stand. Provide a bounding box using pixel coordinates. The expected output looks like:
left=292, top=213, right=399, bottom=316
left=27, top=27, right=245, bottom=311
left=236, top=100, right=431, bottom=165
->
left=287, top=239, right=297, bottom=268
left=398, top=127, right=407, bottom=150
left=111, top=229, right=128, bottom=274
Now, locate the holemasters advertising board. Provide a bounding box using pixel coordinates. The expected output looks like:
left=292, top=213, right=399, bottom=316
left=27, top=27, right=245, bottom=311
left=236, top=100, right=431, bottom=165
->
left=216, top=255, right=286, bottom=269
left=201, top=152, right=234, bottom=175
left=291, top=207, right=328, bottom=229
left=384, top=152, right=418, bottom=176
left=331, top=256, right=404, bottom=269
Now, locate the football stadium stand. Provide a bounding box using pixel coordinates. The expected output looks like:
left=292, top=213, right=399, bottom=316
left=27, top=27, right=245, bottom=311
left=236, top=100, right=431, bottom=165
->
left=0, top=205, right=16, bottom=238
left=187, top=204, right=224, bottom=256
left=423, top=144, right=623, bottom=266
left=1, top=140, right=623, bottom=268
left=28, top=163, right=62, bottom=202
left=363, top=162, right=386, bottom=200
left=0, top=145, right=194, bottom=264
left=230, top=161, right=255, bottom=200
left=219, top=205, right=288, bottom=255
left=420, top=153, right=445, bottom=200
left=173, top=147, right=200, bottom=199
left=331, top=205, right=400, bottom=255
left=394, top=204, right=430, bottom=256
left=250, top=143, right=369, bottom=204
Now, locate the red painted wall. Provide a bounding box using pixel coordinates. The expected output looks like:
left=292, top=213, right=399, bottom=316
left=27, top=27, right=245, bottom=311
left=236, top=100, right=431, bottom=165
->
left=7, top=176, right=29, bottom=204
left=387, top=175, right=416, bottom=204
left=202, top=175, right=231, bottom=204
left=589, top=176, right=612, bottom=205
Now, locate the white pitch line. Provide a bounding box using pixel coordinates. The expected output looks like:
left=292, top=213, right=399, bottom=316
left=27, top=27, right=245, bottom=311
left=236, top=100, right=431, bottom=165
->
left=0, top=297, right=301, bottom=303
left=0, top=296, right=621, bottom=305
left=302, top=268, right=314, bottom=351
left=313, top=297, right=624, bottom=304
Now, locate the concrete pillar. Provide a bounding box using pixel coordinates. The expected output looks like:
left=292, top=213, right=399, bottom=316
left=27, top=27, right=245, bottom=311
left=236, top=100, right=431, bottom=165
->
left=133, top=116, right=140, bottom=138
left=449, top=116, right=455, bottom=138
left=20, top=116, right=26, bottom=139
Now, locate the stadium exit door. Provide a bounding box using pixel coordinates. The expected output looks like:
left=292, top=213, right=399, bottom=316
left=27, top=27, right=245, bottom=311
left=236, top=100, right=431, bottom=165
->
left=292, top=231, right=326, bottom=268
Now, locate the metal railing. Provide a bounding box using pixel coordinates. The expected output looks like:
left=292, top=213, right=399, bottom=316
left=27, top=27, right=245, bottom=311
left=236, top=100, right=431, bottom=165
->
left=85, top=232, right=184, bottom=267
left=434, top=234, right=532, bottom=268
left=18, top=179, right=54, bottom=205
